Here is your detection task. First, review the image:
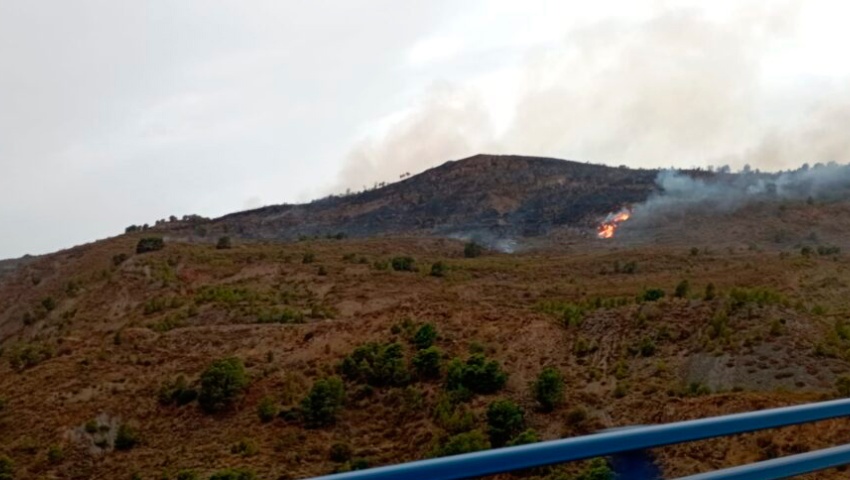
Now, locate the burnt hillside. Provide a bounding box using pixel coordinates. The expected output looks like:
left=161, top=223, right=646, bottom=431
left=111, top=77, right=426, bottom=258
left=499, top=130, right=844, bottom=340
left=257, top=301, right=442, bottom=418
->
left=208, top=155, right=660, bottom=241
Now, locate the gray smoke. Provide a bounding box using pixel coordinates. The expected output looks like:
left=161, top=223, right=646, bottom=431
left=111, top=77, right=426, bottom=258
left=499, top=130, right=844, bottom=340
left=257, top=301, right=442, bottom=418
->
left=630, top=162, right=850, bottom=222
left=334, top=2, right=850, bottom=192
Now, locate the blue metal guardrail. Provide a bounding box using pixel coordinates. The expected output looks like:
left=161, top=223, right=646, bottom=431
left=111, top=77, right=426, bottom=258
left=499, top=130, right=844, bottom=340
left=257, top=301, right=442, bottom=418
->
left=309, top=398, right=850, bottom=480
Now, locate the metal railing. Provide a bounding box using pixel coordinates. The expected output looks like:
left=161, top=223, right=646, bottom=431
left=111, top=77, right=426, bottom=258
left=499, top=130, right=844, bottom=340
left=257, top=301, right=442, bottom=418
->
left=308, top=398, right=850, bottom=480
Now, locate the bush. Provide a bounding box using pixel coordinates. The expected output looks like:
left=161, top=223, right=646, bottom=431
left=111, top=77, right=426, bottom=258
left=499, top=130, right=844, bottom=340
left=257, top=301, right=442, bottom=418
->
left=412, top=323, right=438, bottom=350
left=41, top=296, right=56, bottom=312
left=257, top=396, right=278, bottom=423
left=412, top=346, right=442, bottom=379
left=0, top=455, right=13, bottom=480
left=114, top=423, right=139, bottom=450
left=486, top=399, right=525, bottom=447
left=836, top=376, right=850, bottom=397
left=339, top=342, right=410, bottom=387
left=430, top=262, right=446, bottom=277
left=577, top=458, right=615, bottom=480
left=329, top=443, right=353, bottom=463
left=216, top=236, right=232, bottom=249
left=641, top=288, right=665, bottom=302
left=47, top=445, right=64, bottom=463
left=112, top=253, right=129, bottom=266
left=445, top=354, right=507, bottom=394
left=704, top=283, right=716, bottom=301
left=198, top=357, right=249, bottom=414
left=391, top=256, right=416, bottom=272
left=532, top=367, right=564, bottom=412
left=301, top=376, right=345, bottom=428
left=8, top=342, right=53, bottom=372
left=674, top=280, right=690, bottom=298
left=302, top=252, right=315, bottom=264
left=136, top=237, right=164, bottom=254
left=208, top=468, right=256, bottom=480
left=158, top=375, right=198, bottom=406
left=508, top=429, right=539, bottom=446
left=176, top=471, right=199, bottom=480
left=464, top=242, right=483, bottom=258
left=432, top=430, right=490, bottom=458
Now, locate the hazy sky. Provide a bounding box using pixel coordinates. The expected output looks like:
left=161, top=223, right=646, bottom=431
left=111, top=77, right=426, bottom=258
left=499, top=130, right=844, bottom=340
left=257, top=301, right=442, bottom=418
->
left=2, top=0, right=849, bottom=259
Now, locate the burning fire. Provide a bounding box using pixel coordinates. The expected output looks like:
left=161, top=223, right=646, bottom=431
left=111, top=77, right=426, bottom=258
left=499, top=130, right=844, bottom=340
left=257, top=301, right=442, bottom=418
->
left=597, top=207, right=631, bottom=239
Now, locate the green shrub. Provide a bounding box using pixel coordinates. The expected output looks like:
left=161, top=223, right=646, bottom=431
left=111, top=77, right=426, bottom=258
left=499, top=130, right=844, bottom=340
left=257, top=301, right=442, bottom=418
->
left=208, top=468, right=256, bottom=480
left=674, top=280, right=690, bottom=298
left=339, top=342, right=410, bottom=387
left=302, top=252, right=316, bottom=264
left=432, top=430, right=490, bottom=457
left=349, top=458, right=370, bottom=470
left=301, top=376, right=345, bottom=428
left=46, top=445, right=64, bottom=463
left=257, top=396, right=279, bottom=423
left=486, top=399, right=525, bottom=447
left=532, top=367, right=564, bottom=412
left=41, top=296, right=57, bottom=311
left=576, top=458, right=615, bottom=480
left=445, top=354, right=507, bottom=394
left=508, top=429, right=540, bottom=446
left=433, top=395, right=476, bottom=434
left=818, top=245, right=840, bottom=256
left=391, top=256, right=416, bottom=272
left=641, top=288, right=665, bottom=302
left=8, top=342, right=53, bottom=372
left=136, top=237, right=165, bottom=254
left=704, top=282, right=716, bottom=300
left=464, top=242, right=483, bottom=258
left=430, top=262, right=446, bottom=277
left=256, top=308, right=304, bottom=324
left=230, top=439, right=258, bottom=457
left=198, top=357, right=249, bottom=414
left=0, top=455, right=13, bottom=480
left=836, top=376, right=850, bottom=397
left=159, top=375, right=198, bottom=406
left=638, top=337, right=657, bottom=357
left=329, top=443, right=353, bottom=463
left=412, top=346, right=442, bottom=379
left=412, top=323, right=438, bottom=350
left=176, top=470, right=199, bottom=480
left=114, top=423, right=139, bottom=450
left=216, top=236, right=232, bottom=250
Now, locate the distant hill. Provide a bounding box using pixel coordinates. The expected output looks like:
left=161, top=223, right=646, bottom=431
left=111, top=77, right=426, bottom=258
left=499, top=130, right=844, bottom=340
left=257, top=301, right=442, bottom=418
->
left=196, top=155, right=661, bottom=242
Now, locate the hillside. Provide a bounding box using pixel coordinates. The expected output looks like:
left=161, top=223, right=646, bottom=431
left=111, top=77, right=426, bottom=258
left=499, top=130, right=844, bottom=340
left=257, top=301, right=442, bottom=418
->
left=3, top=156, right=850, bottom=479
left=173, top=155, right=662, bottom=244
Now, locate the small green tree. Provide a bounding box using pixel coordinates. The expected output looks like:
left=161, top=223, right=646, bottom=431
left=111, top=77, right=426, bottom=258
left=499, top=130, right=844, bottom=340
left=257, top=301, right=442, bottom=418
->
left=836, top=376, right=850, bottom=397
left=339, top=342, right=410, bottom=387
left=412, top=346, right=442, bottom=379
left=412, top=323, right=438, bottom=350
left=216, top=236, right=232, bottom=249
left=486, top=399, right=525, bottom=447
left=430, top=261, right=446, bottom=277
left=256, top=396, right=278, bottom=423
left=301, top=376, right=345, bottom=428
left=576, top=458, right=615, bottom=480
left=674, top=280, right=690, bottom=298
left=391, top=256, right=416, bottom=272
left=329, top=443, right=353, bottom=463
left=198, top=357, right=249, bottom=414
left=208, top=468, right=257, bottom=480
left=704, top=283, right=717, bottom=301
left=532, top=367, right=564, bottom=412
left=0, top=455, right=13, bottom=480
left=508, top=429, right=539, bottom=446
left=464, top=242, right=483, bottom=258
left=136, top=237, right=164, bottom=254
left=641, top=288, right=665, bottom=302
left=176, top=470, right=199, bottom=480
left=114, top=423, right=139, bottom=450
left=432, top=430, right=490, bottom=457
left=445, top=354, right=508, bottom=394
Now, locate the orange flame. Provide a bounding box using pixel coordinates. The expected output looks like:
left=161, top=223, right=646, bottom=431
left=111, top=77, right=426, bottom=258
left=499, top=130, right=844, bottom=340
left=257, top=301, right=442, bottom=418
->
left=597, top=207, right=631, bottom=239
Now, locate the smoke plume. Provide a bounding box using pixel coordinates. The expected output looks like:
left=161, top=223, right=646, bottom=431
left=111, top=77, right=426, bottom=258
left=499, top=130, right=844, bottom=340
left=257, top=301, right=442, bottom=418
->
left=334, top=2, right=850, bottom=192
